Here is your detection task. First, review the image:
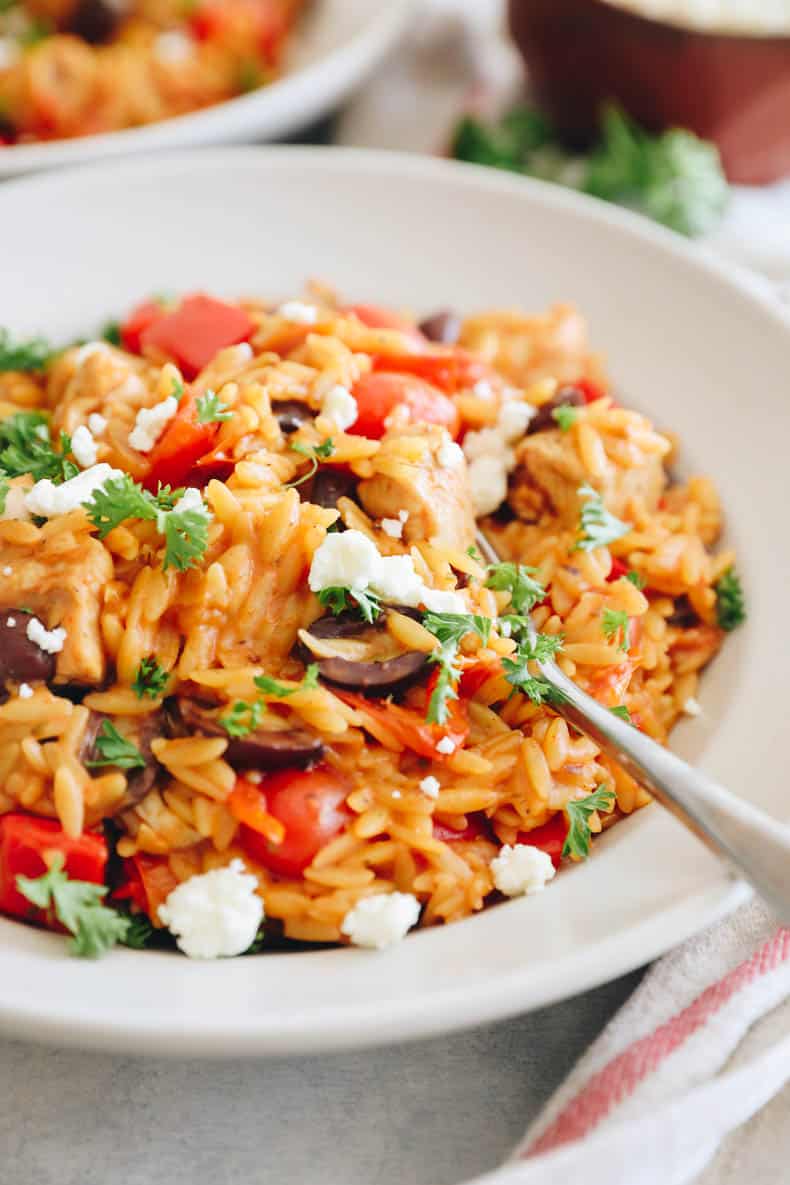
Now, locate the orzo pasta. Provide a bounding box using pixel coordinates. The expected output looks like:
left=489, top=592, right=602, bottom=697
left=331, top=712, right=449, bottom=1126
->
left=0, top=1, right=305, bottom=146
left=0, top=287, right=744, bottom=957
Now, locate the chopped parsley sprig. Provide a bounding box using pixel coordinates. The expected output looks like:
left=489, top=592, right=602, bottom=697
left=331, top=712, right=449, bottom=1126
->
left=0, top=411, right=77, bottom=483
left=0, top=328, right=53, bottom=373
left=714, top=567, right=745, bottom=632
left=501, top=629, right=565, bottom=706
left=196, top=390, right=232, bottom=424
left=602, top=608, right=630, bottom=652
left=85, top=720, right=146, bottom=770
left=287, top=437, right=335, bottom=488
left=485, top=562, right=546, bottom=614
left=421, top=612, right=492, bottom=725
left=553, top=405, right=580, bottom=432
left=254, top=665, right=319, bottom=698
left=82, top=474, right=209, bottom=572
left=220, top=699, right=266, bottom=739
left=16, top=854, right=130, bottom=958
left=0, top=471, right=8, bottom=517
left=132, top=656, right=170, bottom=700
left=574, top=484, right=630, bottom=553
left=563, top=785, right=616, bottom=860
left=318, top=585, right=382, bottom=624
left=610, top=704, right=632, bottom=724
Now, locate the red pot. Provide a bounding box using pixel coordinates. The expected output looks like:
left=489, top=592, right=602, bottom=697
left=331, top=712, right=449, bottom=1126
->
left=508, top=0, right=790, bottom=184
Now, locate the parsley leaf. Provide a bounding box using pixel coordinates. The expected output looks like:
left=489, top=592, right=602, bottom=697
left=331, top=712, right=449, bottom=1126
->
left=317, top=585, right=382, bottom=624
left=83, top=473, right=157, bottom=537
left=220, top=699, right=266, bottom=738
left=485, top=562, right=546, bottom=614
left=501, top=632, right=565, bottom=706
left=421, top=613, right=493, bottom=725
left=0, top=328, right=52, bottom=373
left=453, top=102, right=728, bottom=239
left=574, top=484, right=630, bottom=553
left=563, top=785, right=616, bottom=860
left=625, top=570, right=646, bottom=589
left=0, top=411, right=77, bottom=483
left=100, top=321, right=121, bottom=346
left=602, top=607, right=630, bottom=652
left=196, top=390, right=232, bottom=424
left=287, top=437, right=336, bottom=488
left=714, top=567, right=745, bottom=632
left=132, top=656, right=169, bottom=700
left=254, top=664, right=319, bottom=698
left=160, top=506, right=210, bottom=573
left=86, top=720, right=146, bottom=770
left=466, top=544, right=483, bottom=563
left=553, top=404, right=580, bottom=432
left=16, top=854, right=129, bottom=959
left=610, top=704, right=632, bottom=723
left=121, top=911, right=156, bottom=950
left=0, top=470, right=8, bottom=516
left=170, top=376, right=184, bottom=403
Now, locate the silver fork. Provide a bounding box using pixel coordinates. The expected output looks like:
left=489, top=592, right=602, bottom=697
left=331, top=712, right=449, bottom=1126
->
left=475, top=530, right=790, bottom=922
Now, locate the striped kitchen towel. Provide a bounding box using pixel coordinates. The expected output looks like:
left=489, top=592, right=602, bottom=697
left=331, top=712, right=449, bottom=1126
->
left=466, top=899, right=790, bottom=1185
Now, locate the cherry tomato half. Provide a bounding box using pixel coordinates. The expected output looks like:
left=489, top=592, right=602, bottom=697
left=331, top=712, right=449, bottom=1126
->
left=238, top=766, right=351, bottom=879
left=350, top=372, right=460, bottom=440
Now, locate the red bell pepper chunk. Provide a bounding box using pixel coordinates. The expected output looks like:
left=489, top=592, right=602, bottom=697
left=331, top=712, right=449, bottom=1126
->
left=433, top=813, right=493, bottom=844
left=0, top=813, right=107, bottom=923
left=139, top=294, right=255, bottom=380
left=114, top=854, right=179, bottom=920
left=574, top=378, right=608, bottom=405
left=516, top=814, right=568, bottom=868
left=350, top=371, right=460, bottom=441
left=334, top=690, right=470, bottom=760
left=370, top=348, right=492, bottom=397
left=120, top=299, right=167, bottom=355
left=607, top=557, right=629, bottom=582
left=144, top=390, right=219, bottom=491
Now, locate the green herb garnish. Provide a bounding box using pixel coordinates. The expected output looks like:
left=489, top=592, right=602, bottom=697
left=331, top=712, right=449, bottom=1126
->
left=452, top=103, right=728, bottom=238
left=83, top=475, right=209, bottom=571
left=0, top=471, right=8, bottom=516
left=421, top=613, right=493, bottom=725
left=625, top=570, right=646, bottom=589
left=0, top=411, right=77, bottom=483
left=714, top=567, right=745, bottom=632
left=602, top=607, right=630, bottom=652
left=317, top=585, right=382, bottom=624
left=485, top=562, right=546, bottom=615
left=196, top=390, right=232, bottom=424
left=16, top=854, right=130, bottom=959
left=85, top=720, right=146, bottom=771
left=100, top=321, right=122, bottom=346
left=574, top=484, right=630, bottom=553
left=563, top=785, right=616, bottom=860
left=287, top=437, right=336, bottom=488
left=219, top=699, right=266, bottom=739
left=553, top=405, right=580, bottom=432
left=0, top=328, right=52, bottom=372
left=610, top=704, right=632, bottom=724
left=254, top=664, right=320, bottom=698
left=132, top=656, right=170, bottom=700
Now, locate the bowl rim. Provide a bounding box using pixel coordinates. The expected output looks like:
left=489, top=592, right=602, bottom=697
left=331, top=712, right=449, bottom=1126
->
left=0, top=144, right=786, bottom=1057
left=590, top=0, right=790, bottom=40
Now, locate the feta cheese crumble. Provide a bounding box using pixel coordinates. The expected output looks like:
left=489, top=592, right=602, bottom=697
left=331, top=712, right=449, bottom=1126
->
left=437, top=440, right=464, bottom=469
left=158, top=859, right=263, bottom=959
left=341, top=892, right=420, bottom=950
left=381, top=517, right=404, bottom=539
left=88, top=413, right=107, bottom=436
left=490, top=844, right=556, bottom=898
left=6, top=617, right=15, bottom=627
left=277, top=301, right=317, bottom=325
left=25, top=463, right=125, bottom=519
left=683, top=696, right=702, bottom=717
left=1, top=566, right=11, bottom=577
left=128, top=396, right=178, bottom=453
left=308, top=529, right=466, bottom=614
left=419, top=775, right=440, bottom=799
left=0, top=485, right=31, bottom=523
left=153, top=29, right=194, bottom=63
left=172, top=487, right=210, bottom=517
left=18, top=684, right=33, bottom=700
left=436, top=736, right=456, bottom=755
left=462, top=396, right=535, bottom=517
left=26, top=616, right=66, bottom=655
left=321, top=385, right=358, bottom=431
left=71, top=425, right=98, bottom=468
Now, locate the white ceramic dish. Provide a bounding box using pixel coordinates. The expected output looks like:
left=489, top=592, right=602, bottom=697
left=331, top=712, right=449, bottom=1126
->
left=0, top=148, right=786, bottom=1057
left=0, top=1, right=414, bottom=178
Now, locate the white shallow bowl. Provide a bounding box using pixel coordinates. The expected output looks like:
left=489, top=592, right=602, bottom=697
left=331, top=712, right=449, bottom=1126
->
left=0, top=148, right=786, bottom=1057
left=0, top=1, right=414, bottom=178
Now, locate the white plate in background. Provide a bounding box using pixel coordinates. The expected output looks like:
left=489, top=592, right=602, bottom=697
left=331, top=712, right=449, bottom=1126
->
left=0, top=147, right=786, bottom=1056
left=0, top=1, right=414, bottom=177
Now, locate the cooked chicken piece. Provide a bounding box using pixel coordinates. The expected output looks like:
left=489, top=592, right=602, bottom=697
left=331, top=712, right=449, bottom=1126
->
left=509, top=430, right=666, bottom=527
left=47, top=343, right=149, bottom=435
left=0, top=534, right=112, bottom=686
left=459, top=303, right=606, bottom=390
left=358, top=426, right=475, bottom=552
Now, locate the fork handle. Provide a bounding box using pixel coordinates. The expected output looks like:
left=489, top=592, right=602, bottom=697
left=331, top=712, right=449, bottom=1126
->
left=543, top=661, right=790, bottom=923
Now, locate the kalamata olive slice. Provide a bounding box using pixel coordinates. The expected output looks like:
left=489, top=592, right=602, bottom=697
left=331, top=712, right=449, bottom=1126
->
left=81, top=709, right=162, bottom=807
left=271, top=399, right=314, bottom=435
left=296, top=607, right=430, bottom=698
left=67, top=0, right=124, bottom=43
left=304, top=468, right=358, bottom=511
left=171, top=698, right=324, bottom=771
left=526, top=386, right=585, bottom=434
left=418, top=310, right=462, bottom=345
left=667, top=595, right=700, bottom=629
left=0, top=609, right=56, bottom=686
